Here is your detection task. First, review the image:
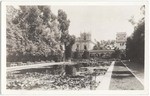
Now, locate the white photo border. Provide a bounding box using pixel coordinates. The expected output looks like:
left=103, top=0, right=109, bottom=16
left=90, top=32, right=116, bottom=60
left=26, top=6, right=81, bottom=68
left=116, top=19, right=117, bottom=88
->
left=1, top=1, right=149, bottom=95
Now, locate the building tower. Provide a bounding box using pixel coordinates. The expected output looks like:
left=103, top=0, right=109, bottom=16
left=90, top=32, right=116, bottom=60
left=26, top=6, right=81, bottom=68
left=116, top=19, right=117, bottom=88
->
left=72, top=32, right=94, bottom=51
left=115, top=32, right=127, bottom=50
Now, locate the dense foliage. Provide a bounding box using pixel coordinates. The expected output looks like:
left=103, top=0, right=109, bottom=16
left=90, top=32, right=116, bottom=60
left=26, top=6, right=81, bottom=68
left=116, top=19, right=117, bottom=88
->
left=93, top=40, right=115, bottom=50
left=7, top=6, right=74, bottom=62
left=126, top=6, right=145, bottom=64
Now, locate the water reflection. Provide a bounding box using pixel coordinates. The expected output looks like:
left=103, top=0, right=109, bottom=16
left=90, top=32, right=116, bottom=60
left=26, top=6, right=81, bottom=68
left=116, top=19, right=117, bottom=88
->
left=7, top=61, right=111, bottom=90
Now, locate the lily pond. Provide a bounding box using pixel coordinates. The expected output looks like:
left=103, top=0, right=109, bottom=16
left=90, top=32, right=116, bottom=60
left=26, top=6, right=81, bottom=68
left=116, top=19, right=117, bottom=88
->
left=7, top=60, right=112, bottom=90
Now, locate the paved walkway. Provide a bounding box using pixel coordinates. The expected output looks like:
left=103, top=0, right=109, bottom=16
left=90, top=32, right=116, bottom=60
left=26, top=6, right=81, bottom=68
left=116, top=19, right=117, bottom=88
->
left=96, top=61, right=115, bottom=90
left=109, top=61, right=144, bottom=90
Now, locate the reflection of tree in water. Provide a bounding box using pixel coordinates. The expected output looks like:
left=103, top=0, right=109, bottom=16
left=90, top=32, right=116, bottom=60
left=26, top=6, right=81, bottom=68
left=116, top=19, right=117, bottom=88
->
left=7, top=60, right=111, bottom=90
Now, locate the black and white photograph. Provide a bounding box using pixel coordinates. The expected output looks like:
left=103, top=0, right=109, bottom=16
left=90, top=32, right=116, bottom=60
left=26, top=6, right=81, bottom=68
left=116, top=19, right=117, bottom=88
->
left=1, top=1, right=149, bottom=95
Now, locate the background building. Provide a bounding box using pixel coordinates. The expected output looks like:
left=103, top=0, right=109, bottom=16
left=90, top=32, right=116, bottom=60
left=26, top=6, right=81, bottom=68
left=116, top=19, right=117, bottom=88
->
left=115, top=32, right=127, bottom=50
left=72, top=32, right=95, bottom=51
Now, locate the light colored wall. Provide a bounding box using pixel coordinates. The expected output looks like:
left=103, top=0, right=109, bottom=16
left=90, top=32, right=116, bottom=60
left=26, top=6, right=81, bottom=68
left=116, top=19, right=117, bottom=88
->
left=116, top=32, right=127, bottom=50
left=72, top=32, right=94, bottom=51
left=116, top=42, right=126, bottom=49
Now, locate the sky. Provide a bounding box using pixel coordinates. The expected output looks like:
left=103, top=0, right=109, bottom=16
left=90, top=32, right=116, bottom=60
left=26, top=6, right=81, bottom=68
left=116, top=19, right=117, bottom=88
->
left=51, top=5, right=143, bottom=41
left=13, top=5, right=143, bottom=41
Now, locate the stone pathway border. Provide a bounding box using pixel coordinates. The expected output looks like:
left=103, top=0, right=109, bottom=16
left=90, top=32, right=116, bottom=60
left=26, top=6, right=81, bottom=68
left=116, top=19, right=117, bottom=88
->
left=7, top=62, right=75, bottom=72
left=96, top=61, right=115, bottom=90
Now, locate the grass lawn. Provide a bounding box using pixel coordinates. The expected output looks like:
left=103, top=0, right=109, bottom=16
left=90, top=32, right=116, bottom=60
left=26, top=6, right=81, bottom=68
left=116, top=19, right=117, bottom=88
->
left=109, top=61, right=144, bottom=90
left=123, top=61, right=144, bottom=84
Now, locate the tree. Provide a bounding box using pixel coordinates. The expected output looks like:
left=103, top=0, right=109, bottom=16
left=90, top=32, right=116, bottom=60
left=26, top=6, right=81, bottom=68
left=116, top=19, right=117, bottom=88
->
left=126, top=21, right=144, bottom=63
left=57, top=9, right=75, bottom=60
left=126, top=5, right=145, bottom=64
left=82, top=46, right=90, bottom=59
left=73, top=49, right=80, bottom=59
left=111, top=48, right=121, bottom=59
left=93, top=40, right=115, bottom=50
left=7, top=6, right=62, bottom=62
